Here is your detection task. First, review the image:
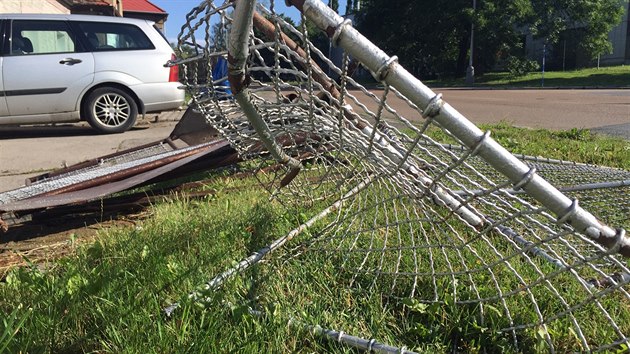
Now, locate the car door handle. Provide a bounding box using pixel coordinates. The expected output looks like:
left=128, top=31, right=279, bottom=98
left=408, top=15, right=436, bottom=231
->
left=59, top=58, right=82, bottom=65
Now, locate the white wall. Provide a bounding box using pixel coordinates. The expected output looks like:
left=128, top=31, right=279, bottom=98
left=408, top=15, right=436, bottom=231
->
left=601, top=2, right=629, bottom=65
left=0, top=0, right=70, bottom=14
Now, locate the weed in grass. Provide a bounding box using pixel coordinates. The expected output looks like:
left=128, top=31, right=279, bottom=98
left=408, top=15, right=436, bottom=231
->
left=0, top=304, right=31, bottom=353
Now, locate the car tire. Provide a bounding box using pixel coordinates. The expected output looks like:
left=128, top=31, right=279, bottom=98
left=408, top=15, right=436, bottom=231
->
left=84, top=87, right=138, bottom=134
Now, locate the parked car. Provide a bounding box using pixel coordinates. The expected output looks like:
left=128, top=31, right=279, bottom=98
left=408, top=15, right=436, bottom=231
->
left=0, top=14, right=184, bottom=133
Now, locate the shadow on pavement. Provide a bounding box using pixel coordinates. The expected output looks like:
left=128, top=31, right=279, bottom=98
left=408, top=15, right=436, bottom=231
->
left=0, top=124, right=98, bottom=139
left=0, top=124, right=151, bottom=139
left=591, top=123, right=630, bottom=140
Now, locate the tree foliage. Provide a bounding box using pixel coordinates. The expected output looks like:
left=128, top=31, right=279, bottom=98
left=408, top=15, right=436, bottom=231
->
left=328, top=0, right=339, bottom=13
left=526, top=0, right=627, bottom=58
left=355, top=0, right=627, bottom=77
left=355, top=1, right=474, bottom=77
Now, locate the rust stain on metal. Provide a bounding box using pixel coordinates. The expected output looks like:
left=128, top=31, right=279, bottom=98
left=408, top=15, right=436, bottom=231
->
left=286, top=0, right=306, bottom=11
left=43, top=143, right=220, bottom=198
left=0, top=138, right=237, bottom=217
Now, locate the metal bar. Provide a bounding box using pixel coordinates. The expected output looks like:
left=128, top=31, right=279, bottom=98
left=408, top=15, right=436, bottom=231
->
left=491, top=221, right=566, bottom=270
left=454, top=179, right=630, bottom=197
left=228, top=0, right=301, bottom=187
left=246, top=308, right=418, bottom=353
left=164, top=176, right=373, bottom=315
left=418, top=140, right=596, bottom=167
left=303, top=322, right=417, bottom=354
left=286, top=0, right=629, bottom=257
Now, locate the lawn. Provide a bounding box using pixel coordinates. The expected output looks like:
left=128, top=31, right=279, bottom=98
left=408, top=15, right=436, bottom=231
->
left=425, top=65, right=630, bottom=88
left=1, top=124, right=629, bottom=353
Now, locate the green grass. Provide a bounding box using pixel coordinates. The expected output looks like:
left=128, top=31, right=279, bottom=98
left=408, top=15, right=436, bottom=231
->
left=424, top=65, right=630, bottom=88
left=1, top=125, right=629, bottom=353
left=428, top=122, right=630, bottom=169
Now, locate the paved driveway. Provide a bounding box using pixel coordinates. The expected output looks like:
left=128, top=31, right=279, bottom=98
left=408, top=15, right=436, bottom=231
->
left=0, top=113, right=182, bottom=191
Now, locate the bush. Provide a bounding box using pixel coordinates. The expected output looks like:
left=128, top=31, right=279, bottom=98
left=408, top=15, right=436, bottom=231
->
left=506, top=56, right=540, bottom=77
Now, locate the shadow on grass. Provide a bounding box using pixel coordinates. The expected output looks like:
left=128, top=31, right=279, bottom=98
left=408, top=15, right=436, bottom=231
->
left=426, top=69, right=630, bottom=88
left=494, top=72, right=630, bottom=88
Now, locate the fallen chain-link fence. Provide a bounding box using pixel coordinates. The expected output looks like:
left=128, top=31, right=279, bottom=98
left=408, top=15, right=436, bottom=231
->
left=164, top=0, right=630, bottom=352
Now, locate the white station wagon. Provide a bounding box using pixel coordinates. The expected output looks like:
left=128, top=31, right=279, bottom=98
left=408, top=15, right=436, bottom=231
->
left=0, top=14, right=184, bottom=133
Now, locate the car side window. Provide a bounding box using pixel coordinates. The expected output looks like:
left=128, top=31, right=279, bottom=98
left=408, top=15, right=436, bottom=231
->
left=11, top=20, right=76, bottom=55
left=76, top=22, right=154, bottom=51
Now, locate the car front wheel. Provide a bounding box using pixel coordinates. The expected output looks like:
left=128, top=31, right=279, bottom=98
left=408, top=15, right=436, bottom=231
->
left=84, top=87, right=138, bottom=134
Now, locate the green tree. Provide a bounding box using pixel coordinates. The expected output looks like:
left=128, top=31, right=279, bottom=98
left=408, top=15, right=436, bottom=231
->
left=172, top=42, right=195, bottom=59
left=355, top=0, right=627, bottom=77
left=526, top=0, right=626, bottom=59
left=328, top=0, right=339, bottom=13
left=356, top=0, right=474, bottom=77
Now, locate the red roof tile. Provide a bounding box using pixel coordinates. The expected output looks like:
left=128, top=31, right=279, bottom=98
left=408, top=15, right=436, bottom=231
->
left=122, top=0, right=166, bottom=14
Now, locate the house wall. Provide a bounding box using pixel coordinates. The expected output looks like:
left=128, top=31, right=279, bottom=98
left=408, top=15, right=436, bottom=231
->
left=1, top=0, right=167, bottom=32
left=600, top=2, right=629, bottom=65
left=525, top=3, right=630, bottom=68
left=0, top=0, right=70, bottom=14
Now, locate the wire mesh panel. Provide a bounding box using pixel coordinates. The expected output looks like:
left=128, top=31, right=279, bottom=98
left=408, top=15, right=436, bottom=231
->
left=0, top=142, right=201, bottom=206
left=174, top=0, right=630, bottom=351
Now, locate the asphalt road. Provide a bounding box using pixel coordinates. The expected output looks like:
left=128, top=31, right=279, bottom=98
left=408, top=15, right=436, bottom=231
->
left=352, top=88, right=630, bottom=132
left=438, top=88, right=630, bottom=131
left=1, top=89, right=629, bottom=192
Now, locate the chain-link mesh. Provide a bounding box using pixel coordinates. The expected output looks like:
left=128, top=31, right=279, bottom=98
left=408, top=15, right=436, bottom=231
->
left=174, top=1, right=630, bottom=351
left=0, top=142, right=203, bottom=206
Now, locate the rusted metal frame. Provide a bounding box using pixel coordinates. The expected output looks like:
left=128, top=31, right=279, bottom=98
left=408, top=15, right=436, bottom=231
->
left=3, top=156, right=248, bottom=230
left=1, top=131, right=326, bottom=216
left=166, top=153, right=241, bottom=178
left=94, top=152, right=242, bottom=204
left=26, top=138, right=175, bottom=185
left=24, top=189, right=219, bottom=223
left=3, top=133, right=325, bottom=220
left=25, top=104, right=222, bottom=189
left=252, top=12, right=342, bottom=102
left=39, top=143, right=223, bottom=198
left=286, top=0, right=629, bottom=257
left=0, top=140, right=232, bottom=213
left=252, top=10, right=373, bottom=137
